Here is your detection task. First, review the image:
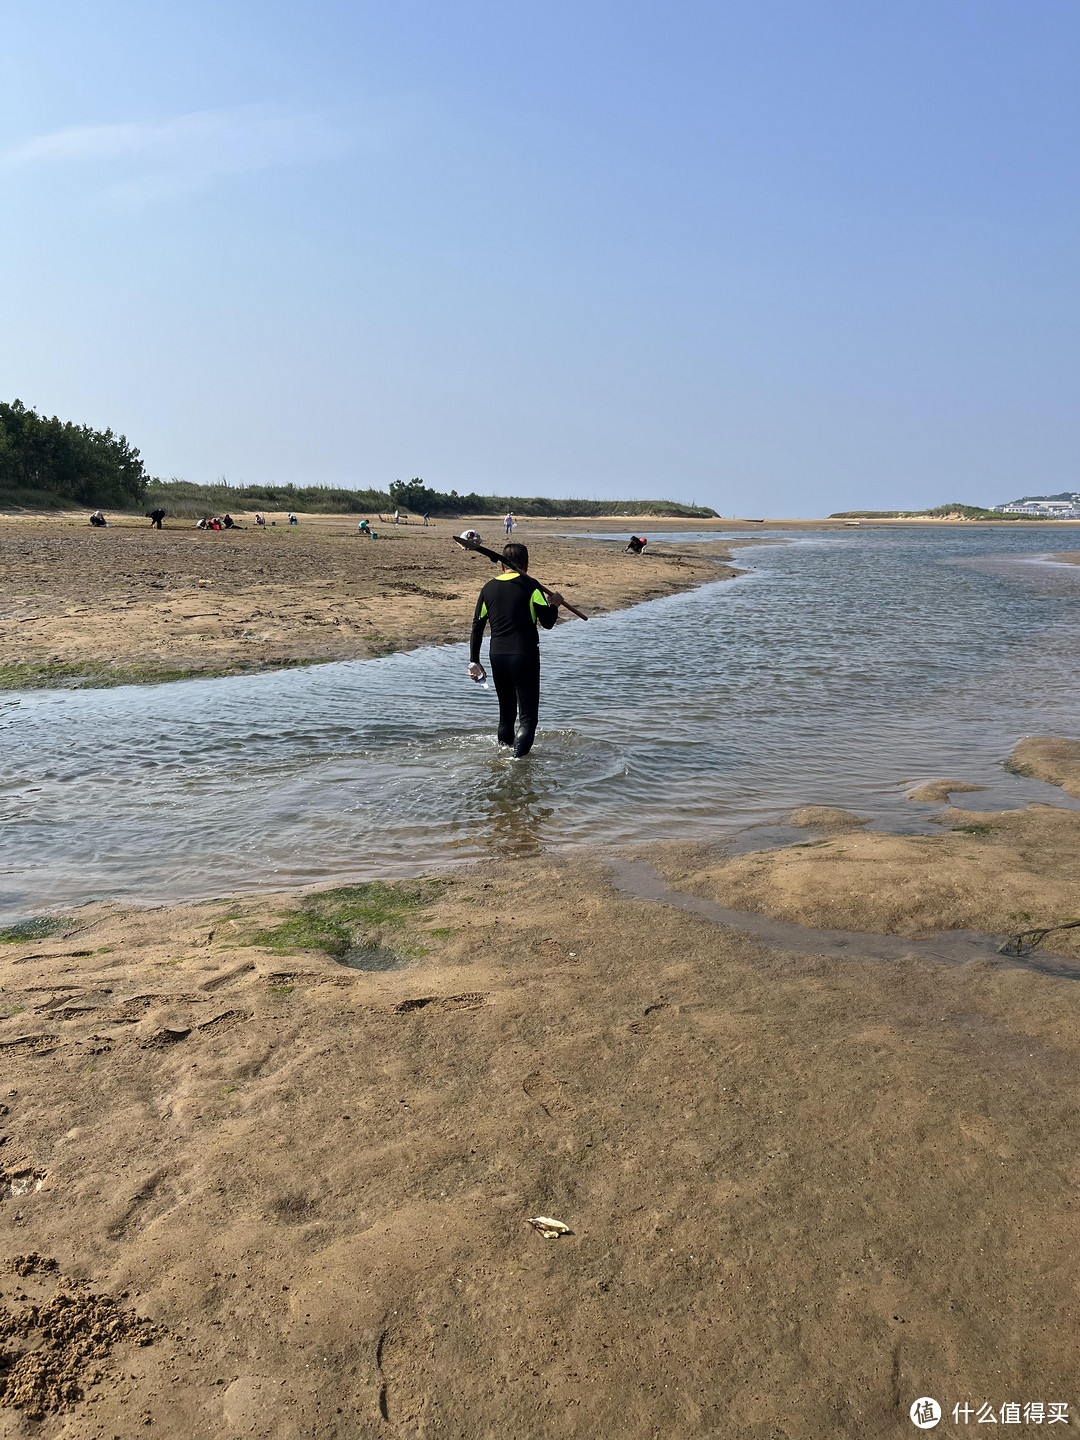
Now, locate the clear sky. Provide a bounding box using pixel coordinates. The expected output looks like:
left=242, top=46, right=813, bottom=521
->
left=3, top=2, right=1078, bottom=514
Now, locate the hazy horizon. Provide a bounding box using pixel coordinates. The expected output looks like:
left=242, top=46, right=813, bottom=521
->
left=4, top=2, right=1079, bottom=516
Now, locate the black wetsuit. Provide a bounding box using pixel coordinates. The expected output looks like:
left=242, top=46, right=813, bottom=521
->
left=470, top=571, right=558, bottom=756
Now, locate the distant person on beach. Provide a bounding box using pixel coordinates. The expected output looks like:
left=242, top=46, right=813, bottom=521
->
left=626, top=535, right=647, bottom=554
left=468, top=542, right=563, bottom=759
left=504, top=511, right=514, bottom=535
left=146, top=508, right=166, bottom=529
left=288, top=512, right=298, bottom=525
left=89, top=511, right=107, bottom=527
left=357, top=519, right=377, bottom=537
left=222, top=513, right=235, bottom=529
left=460, top=529, right=481, bottom=543
left=254, top=513, right=265, bottom=526
left=423, top=512, right=430, bottom=526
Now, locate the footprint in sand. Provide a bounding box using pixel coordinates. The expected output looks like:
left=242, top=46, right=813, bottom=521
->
left=393, top=993, right=487, bottom=1015
left=196, top=1009, right=251, bottom=1036
left=522, top=1070, right=574, bottom=1117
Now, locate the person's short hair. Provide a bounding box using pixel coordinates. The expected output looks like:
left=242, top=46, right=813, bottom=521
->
left=502, top=542, right=529, bottom=571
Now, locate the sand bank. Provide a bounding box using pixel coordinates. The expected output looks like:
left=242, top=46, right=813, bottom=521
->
left=1006, top=736, right=1080, bottom=799
left=0, top=513, right=738, bottom=690
left=649, top=805, right=1080, bottom=957
left=1, top=742, right=1078, bottom=1434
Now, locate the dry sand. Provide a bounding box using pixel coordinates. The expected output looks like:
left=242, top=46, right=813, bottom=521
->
left=1, top=743, right=1079, bottom=1435
left=0, top=512, right=738, bottom=689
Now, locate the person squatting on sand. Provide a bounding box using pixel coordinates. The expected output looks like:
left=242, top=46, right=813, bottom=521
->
left=468, top=542, right=562, bottom=758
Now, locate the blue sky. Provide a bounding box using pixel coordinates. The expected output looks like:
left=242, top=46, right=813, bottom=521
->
left=3, top=1, right=1078, bottom=514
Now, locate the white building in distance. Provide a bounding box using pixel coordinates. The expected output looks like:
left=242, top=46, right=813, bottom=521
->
left=995, top=496, right=1080, bottom=518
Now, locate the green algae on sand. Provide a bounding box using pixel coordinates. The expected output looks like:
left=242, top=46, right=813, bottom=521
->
left=0, top=658, right=320, bottom=691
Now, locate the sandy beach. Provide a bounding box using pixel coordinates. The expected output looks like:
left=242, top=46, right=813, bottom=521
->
left=0, top=512, right=739, bottom=690
left=1, top=739, right=1079, bottom=1435
left=3, top=512, right=1080, bottom=1435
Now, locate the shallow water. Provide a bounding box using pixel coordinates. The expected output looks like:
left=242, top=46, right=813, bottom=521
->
left=3, top=526, right=1079, bottom=918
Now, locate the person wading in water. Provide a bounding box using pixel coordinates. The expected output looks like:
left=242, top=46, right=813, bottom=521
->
left=468, top=542, right=563, bottom=757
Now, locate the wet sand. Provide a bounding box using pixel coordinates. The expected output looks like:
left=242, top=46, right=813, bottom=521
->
left=0, top=512, right=739, bottom=689
left=1, top=741, right=1078, bottom=1434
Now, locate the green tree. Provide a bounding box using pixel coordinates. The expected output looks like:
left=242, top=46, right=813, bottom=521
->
left=0, top=399, right=148, bottom=508
left=389, top=477, right=442, bottom=513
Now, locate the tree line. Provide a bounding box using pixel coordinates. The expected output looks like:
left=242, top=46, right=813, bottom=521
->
left=146, top=477, right=718, bottom=518
left=1, top=400, right=718, bottom=518
left=146, top=477, right=716, bottom=519
left=0, top=399, right=148, bottom=508
left=386, top=478, right=717, bottom=519
left=144, top=479, right=391, bottom=519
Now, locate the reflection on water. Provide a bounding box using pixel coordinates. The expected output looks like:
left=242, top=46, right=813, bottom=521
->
left=474, top=762, right=557, bottom=858
left=3, top=527, right=1080, bottom=917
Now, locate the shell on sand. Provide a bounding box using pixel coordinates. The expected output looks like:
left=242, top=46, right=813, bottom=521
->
left=526, top=1216, right=572, bottom=1239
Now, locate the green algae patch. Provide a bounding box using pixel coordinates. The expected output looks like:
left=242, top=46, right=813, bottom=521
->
left=0, top=917, right=68, bottom=944
left=0, top=658, right=321, bottom=691
left=242, top=882, right=444, bottom=966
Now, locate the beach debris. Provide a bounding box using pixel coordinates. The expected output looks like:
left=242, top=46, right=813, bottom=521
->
left=526, top=1215, right=572, bottom=1239
left=998, top=917, right=1080, bottom=957
left=0, top=1169, right=46, bottom=1202
left=198, top=579, right=213, bottom=587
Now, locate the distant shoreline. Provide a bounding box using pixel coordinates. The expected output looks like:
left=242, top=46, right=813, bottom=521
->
left=0, top=509, right=740, bottom=691
left=3, top=503, right=1080, bottom=528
